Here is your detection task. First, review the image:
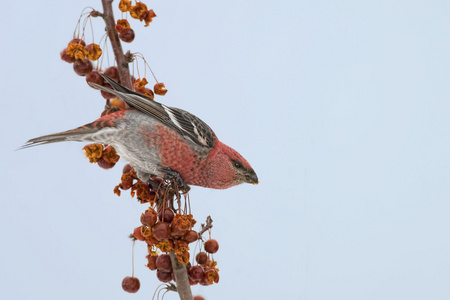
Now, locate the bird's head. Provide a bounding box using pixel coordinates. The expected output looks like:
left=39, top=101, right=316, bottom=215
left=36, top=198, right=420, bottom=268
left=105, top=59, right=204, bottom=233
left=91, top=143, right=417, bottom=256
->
left=205, top=141, right=258, bottom=189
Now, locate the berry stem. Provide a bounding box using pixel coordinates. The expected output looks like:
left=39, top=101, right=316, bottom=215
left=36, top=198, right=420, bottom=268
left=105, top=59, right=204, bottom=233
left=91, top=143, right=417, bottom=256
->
left=100, top=0, right=132, bottom=89
left=132, top=239, right=135, bottom=277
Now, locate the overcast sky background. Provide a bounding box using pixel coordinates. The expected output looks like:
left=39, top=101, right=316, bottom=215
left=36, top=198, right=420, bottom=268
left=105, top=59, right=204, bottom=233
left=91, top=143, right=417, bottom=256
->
left=1, top=0, right=450, bottom=299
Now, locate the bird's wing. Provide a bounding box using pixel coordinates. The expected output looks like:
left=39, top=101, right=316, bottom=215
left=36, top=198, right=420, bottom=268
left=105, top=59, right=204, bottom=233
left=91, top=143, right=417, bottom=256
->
left=89, top=74, right=216, bottom=149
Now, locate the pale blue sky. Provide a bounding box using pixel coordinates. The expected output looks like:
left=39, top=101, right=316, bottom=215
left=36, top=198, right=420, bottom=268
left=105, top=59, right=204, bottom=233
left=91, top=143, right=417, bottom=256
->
left=1, top=1, right=450, bottom=299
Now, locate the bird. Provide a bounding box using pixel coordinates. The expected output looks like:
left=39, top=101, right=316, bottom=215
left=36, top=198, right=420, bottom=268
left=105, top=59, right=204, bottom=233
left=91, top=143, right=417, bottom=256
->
left=23, top=74, right=258, bottom=190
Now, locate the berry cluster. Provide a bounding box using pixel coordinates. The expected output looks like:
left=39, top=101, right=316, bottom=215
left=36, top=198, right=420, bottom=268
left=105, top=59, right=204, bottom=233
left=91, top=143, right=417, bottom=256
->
left=115, top=164, right=220, bottom=293
left=119, top=0, right=156, bottom=27
left=60, top=39, right=102, bottom=76
left=83, top=143, right=120, bottom=169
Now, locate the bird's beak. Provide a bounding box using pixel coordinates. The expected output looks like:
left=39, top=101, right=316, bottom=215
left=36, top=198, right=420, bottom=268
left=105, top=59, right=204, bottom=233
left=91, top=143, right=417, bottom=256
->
left=244, top=170, right=259, bottom=185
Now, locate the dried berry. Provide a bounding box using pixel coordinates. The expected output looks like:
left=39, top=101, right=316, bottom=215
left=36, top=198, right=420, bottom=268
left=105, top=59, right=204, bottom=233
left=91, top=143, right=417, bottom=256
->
left=188, top=265, right=204, bottom=282
left=156, top=269, right=172, bottom=282
left=158, top=208, right=174, bottom=223
left=204, top=239, right=219, bottom=254
left=184, top=230, right=198, bottom=243
left=194, top=296, right=206, bottom=300
left=101, top=83, right=116, bottom=100
left=122, top=276, right=140, bottom=293
left=66, top=42, right=87, bottom=60
left=141, top=209, right=158, bottom=227
left=69, top=38, right=86, bottom=46
left=86, top=70, right=104, bottom=86
left=110, top=98, right=127, bottom=110
left=146, top=254, right=157, bottom=270
left=156, top=254, right=172, bottom=272
left=132, top=226, right=145, bottom=241
left=129, top=2, right=148, bottom=19
left=154, top=82, right=167, bottom=95
left=205, top=268, right=219, bottom=284
left=119, top=0, right=132, bottom=12
left=120, top=28, right=135, bottom=43
left=96, top=157, right=115, bottom=169
left=144, top=9, right=157, bottom=27
left=123, top=164, right=133, bottom=174
left=116, top=19, right=131, bottom=33
left=85, top=43, right=102, bottom=61
left=152, top=222, right=171, bottom=241
left=195, top=252, right=208, bottom=265
left=104, top=66, right=120, bottom=83
left=73, top=59, right=93, bottom=76
left=60, top=48, right=75, bottom=63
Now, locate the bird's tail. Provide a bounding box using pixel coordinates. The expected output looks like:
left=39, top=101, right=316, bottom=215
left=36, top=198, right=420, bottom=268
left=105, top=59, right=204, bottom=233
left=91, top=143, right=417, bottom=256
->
left=21, top=124, right=100, bottom=149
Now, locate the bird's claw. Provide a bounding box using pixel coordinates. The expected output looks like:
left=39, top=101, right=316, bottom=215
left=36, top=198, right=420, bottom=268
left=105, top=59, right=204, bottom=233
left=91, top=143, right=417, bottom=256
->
left=162, top=169, right=190, bottom=193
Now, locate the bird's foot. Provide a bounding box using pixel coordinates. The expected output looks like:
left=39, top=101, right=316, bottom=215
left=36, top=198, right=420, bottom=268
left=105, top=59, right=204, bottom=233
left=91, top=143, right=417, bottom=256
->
left=162, top=169, right=190, bottom=193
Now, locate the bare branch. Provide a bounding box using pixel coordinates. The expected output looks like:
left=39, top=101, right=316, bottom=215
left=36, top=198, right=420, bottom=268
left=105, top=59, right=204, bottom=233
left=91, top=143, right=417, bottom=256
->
left=100, top=0, right=132, bottom=89
left=197, top=216, right=213, bottom=240
left=169, top=252, right=193, bottom=300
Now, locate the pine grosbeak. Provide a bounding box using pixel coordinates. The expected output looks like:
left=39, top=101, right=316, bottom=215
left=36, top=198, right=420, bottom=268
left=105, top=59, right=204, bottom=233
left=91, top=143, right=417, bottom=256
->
left=24, top=74, right=258, bottom=190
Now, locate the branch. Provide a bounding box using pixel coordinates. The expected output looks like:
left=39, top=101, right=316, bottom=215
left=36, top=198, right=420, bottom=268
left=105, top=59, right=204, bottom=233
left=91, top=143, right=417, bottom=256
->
left=100, top=0, right=132, bottom=89
left=197, top=216, right=213, bottom=239
left=169, top=252, right=193, bottom=300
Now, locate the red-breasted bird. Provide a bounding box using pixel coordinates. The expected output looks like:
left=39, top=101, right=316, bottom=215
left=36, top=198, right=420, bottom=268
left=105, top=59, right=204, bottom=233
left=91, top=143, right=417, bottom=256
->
left=23, top=74, right=258, bottom=190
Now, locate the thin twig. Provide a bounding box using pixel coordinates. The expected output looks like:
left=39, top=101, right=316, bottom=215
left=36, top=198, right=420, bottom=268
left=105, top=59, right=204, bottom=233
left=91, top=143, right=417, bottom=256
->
left=197, top=216, right=213, bottom=240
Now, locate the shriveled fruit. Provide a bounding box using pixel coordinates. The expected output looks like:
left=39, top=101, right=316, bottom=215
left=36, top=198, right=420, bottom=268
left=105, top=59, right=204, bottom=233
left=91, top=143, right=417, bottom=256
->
left=146, top=254, right=157, bottom=270
left=141, top=209, right=158, bottom=227
left=132, top=226, right=145, bottom=241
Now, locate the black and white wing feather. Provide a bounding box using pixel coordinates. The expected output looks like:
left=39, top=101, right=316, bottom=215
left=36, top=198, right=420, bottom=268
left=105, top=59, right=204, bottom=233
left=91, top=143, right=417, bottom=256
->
left=89, top=74, right=216, bottom=149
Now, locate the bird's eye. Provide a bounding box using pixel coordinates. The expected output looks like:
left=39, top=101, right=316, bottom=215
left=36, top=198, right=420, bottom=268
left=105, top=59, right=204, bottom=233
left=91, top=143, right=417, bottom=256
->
left=234, top=162, right=242, bottom=169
